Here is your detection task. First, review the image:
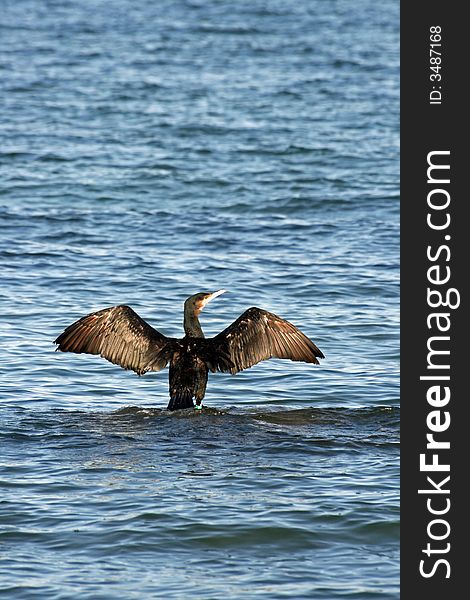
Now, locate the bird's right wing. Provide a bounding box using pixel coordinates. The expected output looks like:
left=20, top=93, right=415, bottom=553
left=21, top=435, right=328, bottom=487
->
left=54, top=305, right=176, bottom=375
left=207, top=307, right=324, bottom=374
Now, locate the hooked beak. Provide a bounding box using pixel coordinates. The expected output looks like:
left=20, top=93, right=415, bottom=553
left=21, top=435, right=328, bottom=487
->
left=201, top=289, right=226, bottom=308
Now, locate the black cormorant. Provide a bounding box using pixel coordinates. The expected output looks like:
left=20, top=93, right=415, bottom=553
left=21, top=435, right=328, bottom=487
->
left=54, top=290, right=324, bottom=410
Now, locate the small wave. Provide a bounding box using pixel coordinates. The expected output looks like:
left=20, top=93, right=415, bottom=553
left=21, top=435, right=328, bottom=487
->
left=191, top=25, right=265, bottom=36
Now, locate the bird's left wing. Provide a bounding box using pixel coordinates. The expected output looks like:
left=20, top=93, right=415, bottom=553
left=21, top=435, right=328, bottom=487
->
left=206, top=307, right=324, bottom=374
left=54, top=305, right=176, bottom=375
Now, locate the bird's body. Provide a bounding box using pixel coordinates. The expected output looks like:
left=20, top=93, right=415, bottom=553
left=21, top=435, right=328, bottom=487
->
left=168, top=337, right=209, bottom=410
left=54, top=291, right=324, bottom=410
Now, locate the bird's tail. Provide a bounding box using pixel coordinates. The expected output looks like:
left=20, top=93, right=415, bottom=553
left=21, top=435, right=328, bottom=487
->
left=167, top=390, right=194, bottom=411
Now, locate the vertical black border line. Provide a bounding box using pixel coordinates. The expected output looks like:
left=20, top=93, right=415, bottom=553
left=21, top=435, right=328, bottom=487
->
left=401, top=2, right=465, bottom=598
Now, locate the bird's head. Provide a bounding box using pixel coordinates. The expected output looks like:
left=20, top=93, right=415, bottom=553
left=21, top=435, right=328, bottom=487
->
left=185, top=290, right=226, bottom=316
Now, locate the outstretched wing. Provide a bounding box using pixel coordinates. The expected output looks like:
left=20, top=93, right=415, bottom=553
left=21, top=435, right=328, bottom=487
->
left=54, top=305, right=176, bottom=375
left=207, top=307, right=324, bottom=374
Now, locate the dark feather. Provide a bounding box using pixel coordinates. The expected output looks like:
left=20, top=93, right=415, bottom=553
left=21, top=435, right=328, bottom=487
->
left=54, top=305, right=175, bottom=375
left=54, top=296, right=324, bottom=410
left=168, top=340, right=209, bottom=409
left=208, top=307, right=324, bottom=374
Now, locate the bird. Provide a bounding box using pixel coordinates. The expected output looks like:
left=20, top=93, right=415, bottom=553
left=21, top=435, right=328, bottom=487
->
left=54, top=290, right=324, bottom=411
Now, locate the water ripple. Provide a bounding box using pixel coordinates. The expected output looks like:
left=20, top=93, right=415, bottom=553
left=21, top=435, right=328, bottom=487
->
left=0, top=0, right=398, bottom=597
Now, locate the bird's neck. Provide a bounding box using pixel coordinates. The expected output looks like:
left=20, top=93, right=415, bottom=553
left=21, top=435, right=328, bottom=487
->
left=184, top=309, right=204, bottom=338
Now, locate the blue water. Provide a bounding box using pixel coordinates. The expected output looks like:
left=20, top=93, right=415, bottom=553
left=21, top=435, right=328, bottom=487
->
left=0, top=0, right=399, bottom=597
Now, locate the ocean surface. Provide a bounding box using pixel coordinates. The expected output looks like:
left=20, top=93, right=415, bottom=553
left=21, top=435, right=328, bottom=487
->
left=0, top=0, right=399, bottom=598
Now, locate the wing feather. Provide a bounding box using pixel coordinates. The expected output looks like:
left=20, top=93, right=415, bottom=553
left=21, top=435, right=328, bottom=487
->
left=54, top=305, right=175, bottom=375
left=208, top=307, right=324, bottom=374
